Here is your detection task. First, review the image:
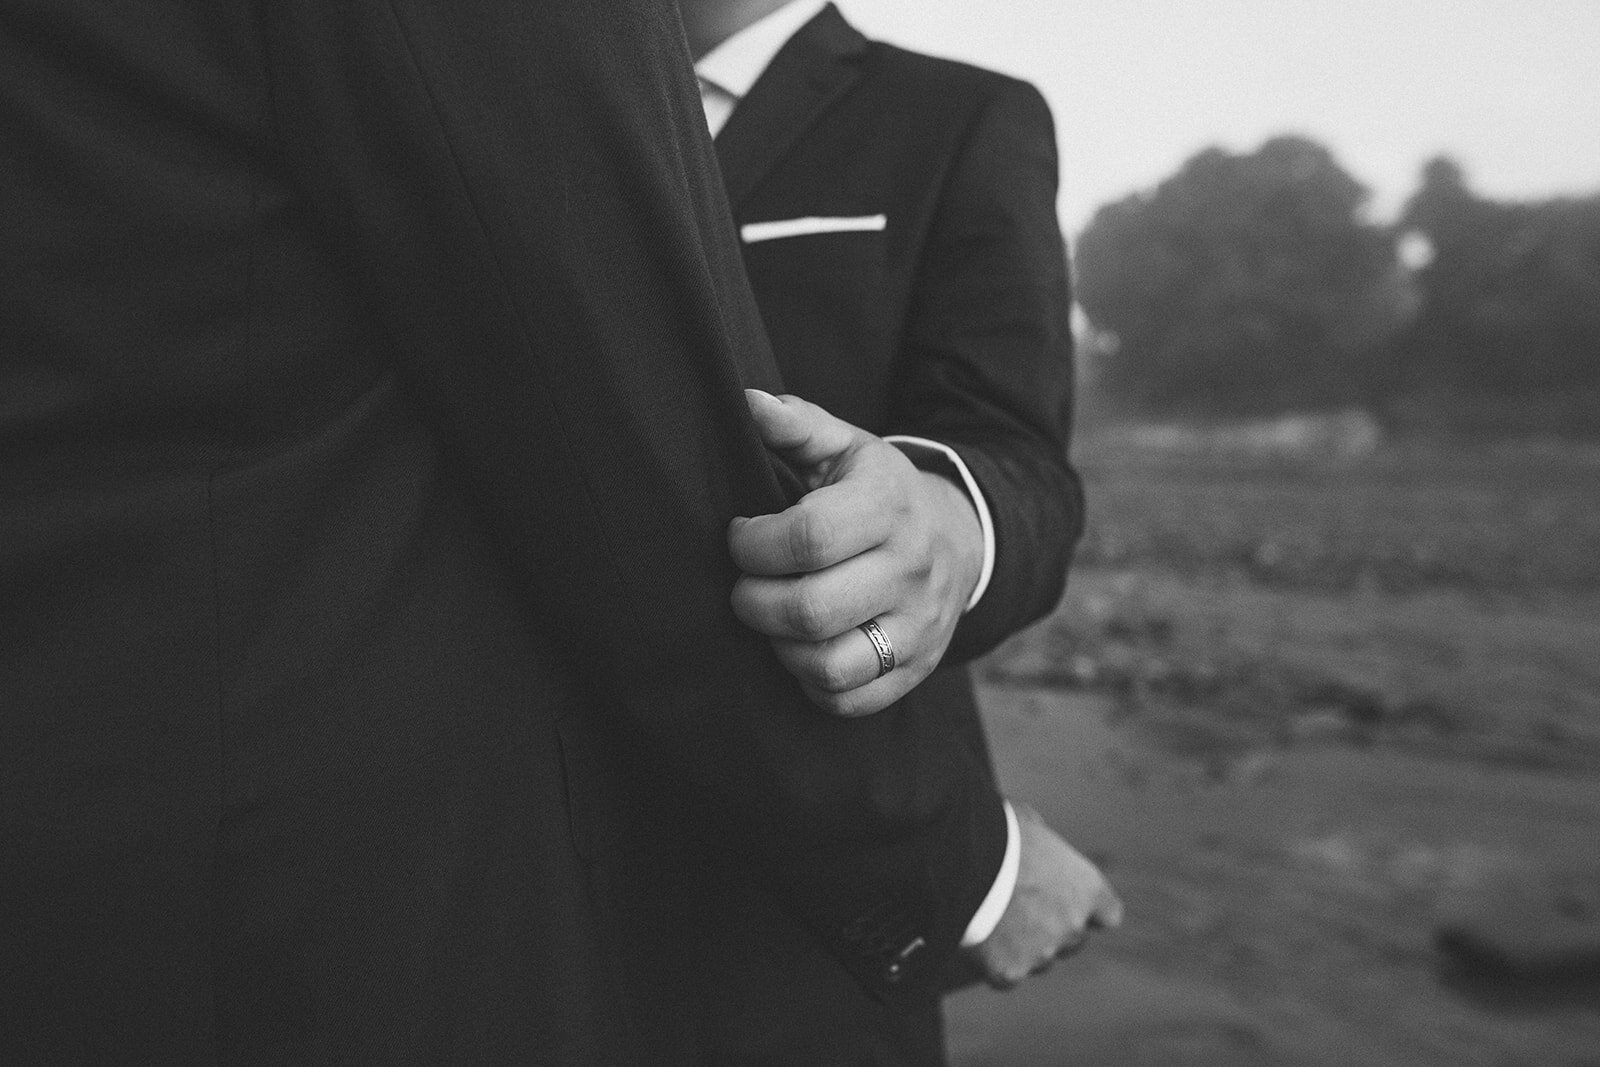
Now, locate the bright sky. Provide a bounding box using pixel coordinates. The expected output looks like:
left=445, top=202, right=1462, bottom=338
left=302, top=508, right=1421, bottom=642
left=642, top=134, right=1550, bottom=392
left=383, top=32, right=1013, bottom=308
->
left=835, top=0, right=1600, bottom=236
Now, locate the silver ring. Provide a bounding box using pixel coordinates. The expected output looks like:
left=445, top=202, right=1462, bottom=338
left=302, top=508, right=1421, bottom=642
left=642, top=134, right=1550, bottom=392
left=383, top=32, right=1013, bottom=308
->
left=858, top=618, right=896, bottom=679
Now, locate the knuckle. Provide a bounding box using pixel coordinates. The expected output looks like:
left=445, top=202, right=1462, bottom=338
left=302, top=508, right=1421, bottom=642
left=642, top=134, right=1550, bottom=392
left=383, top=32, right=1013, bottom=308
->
left=783, top=584, right=832, bottom=639
left=787, top=505, right=833, bottom=571
left=889, top=484, right=916, bottom=519
left=812, top=654, right=856, bottom=695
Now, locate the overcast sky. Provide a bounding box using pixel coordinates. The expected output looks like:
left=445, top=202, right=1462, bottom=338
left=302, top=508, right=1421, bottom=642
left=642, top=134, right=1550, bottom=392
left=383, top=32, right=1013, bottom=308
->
left=835, top=0, right=1600, bottom=236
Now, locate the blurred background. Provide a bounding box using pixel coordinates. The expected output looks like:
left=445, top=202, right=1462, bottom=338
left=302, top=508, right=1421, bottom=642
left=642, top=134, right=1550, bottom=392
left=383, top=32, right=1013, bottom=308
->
left=836, top=2, right=1600, bottom=1063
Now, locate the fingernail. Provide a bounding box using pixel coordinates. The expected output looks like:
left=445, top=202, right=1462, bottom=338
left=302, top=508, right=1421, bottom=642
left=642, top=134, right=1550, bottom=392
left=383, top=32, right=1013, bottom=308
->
left=745, top=388, right=781, bottom=407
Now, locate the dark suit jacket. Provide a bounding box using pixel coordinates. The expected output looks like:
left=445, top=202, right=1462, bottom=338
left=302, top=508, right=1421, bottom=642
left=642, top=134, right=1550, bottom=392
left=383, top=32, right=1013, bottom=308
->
left=700, top=6, right=1083, bottom=1062
left=0, top=2, right=1008, bottom=1061
left=720, top=4, right=1081, bottom=663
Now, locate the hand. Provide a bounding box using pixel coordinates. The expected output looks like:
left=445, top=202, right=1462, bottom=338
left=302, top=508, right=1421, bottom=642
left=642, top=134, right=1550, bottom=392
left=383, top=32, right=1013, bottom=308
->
left=968, top=803, right=1122, bottom=989
left=728, top=389, right=985, bottom=717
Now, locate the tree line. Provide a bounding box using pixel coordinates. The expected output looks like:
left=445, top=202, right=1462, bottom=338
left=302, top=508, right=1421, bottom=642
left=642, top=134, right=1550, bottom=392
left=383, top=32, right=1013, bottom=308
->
left=1074, top=136, right=1600, bottom=438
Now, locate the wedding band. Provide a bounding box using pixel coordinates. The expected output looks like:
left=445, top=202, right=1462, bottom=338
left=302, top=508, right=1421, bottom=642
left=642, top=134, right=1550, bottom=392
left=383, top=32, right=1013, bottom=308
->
left=858, top=618, right=896, bottom=679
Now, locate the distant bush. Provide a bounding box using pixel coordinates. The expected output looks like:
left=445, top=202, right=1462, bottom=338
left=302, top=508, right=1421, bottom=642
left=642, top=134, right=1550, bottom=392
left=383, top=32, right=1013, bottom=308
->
left=1393, top=158, right=1600, bottom=438
left=1075, top=136, right=1408, bottom=420
left=1076, top=143, right=1600, bottom=439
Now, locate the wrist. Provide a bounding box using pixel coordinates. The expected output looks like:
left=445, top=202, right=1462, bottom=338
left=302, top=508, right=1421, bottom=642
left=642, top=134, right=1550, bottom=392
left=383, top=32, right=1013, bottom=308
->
left=917, top=469, right=984, bottom=610
left=886, top=436, right=995, bottom=611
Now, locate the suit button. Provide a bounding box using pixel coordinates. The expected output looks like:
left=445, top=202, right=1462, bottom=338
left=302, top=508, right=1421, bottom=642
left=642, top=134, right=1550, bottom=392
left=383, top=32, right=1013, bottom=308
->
left=884, top=936, right=927, bottom=983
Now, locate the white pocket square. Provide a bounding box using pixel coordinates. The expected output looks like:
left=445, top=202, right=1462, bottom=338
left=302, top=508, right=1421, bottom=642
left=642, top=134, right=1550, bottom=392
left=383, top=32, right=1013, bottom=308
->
left=740, top=214, right=887, bottom=244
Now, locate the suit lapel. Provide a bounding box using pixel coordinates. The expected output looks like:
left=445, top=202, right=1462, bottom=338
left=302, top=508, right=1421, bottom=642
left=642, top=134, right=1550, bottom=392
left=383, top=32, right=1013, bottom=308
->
left=714, top=3, right=869, bottom=210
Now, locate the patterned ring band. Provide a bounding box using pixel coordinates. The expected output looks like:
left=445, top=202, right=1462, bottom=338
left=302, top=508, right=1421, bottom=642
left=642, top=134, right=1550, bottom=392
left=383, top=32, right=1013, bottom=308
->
left=858, top=618, right=897, bottom=679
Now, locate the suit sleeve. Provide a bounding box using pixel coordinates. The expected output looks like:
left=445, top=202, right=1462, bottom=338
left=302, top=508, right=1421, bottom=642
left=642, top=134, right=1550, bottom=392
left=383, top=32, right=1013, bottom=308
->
left=258, top=0, right=1003, bottom=999
left=889, top=79, right=1084, bottom=662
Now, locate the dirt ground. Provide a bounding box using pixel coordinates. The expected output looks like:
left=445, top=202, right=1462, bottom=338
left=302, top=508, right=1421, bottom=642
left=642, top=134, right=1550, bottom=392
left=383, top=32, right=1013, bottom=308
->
left=945, top=683, right=1600, bottom=1066
left=942, top=443, right=1600, bottom=1066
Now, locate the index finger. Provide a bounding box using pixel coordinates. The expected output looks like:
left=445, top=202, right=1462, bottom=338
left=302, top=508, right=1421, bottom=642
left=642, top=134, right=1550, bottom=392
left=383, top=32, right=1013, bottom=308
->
left=728, top=480, right=893, bottom=575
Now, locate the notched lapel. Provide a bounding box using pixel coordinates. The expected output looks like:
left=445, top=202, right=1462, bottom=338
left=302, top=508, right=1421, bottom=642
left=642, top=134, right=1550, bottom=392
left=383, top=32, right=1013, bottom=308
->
left=715, top=4, right=869, bottom=209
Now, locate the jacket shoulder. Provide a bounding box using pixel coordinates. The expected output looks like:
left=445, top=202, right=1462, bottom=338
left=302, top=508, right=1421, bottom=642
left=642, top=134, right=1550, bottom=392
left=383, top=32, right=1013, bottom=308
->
left=860, top=40, right=1051, bottom=118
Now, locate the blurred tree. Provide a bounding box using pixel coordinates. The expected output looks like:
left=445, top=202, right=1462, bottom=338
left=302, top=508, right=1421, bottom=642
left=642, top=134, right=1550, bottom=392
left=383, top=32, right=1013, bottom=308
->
left=1400, top=157, right=1600, bottom=435
left=1076, top=136, right=1407, bottom=419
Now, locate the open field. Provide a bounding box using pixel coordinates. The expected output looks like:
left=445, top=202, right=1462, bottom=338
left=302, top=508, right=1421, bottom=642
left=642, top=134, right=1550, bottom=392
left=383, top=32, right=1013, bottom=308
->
left=947, top=441, right=1600, bottom=1065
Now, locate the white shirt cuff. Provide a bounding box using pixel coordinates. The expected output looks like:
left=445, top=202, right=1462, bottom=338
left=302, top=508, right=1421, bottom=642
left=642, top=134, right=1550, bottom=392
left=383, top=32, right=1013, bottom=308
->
left=960, top=799, right=1020, bottom=948
left=883, top=435, right=995, bottom=612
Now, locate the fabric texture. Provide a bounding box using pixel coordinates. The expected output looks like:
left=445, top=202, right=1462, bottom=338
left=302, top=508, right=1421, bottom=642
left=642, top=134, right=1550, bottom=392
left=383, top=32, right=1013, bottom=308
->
left=697, top=4, right=1084, bottom=1063
left=0, top=1, right=1009, bottom=1061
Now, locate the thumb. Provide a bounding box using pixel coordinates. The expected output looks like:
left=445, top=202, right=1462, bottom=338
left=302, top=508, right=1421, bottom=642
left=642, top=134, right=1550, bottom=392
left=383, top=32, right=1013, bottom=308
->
left=744, top=389, right=861, bottom=470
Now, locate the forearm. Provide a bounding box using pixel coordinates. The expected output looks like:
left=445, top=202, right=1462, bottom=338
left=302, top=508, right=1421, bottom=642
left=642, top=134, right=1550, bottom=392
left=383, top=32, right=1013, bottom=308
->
left=940, top=438, right=1082, bottom=661
left=891, top=78, right=1081, bottom=659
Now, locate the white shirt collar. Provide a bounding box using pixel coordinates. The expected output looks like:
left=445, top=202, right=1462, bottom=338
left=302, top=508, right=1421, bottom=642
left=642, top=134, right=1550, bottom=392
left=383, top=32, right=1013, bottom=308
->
left=694, top=0, right=831, bottom=102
